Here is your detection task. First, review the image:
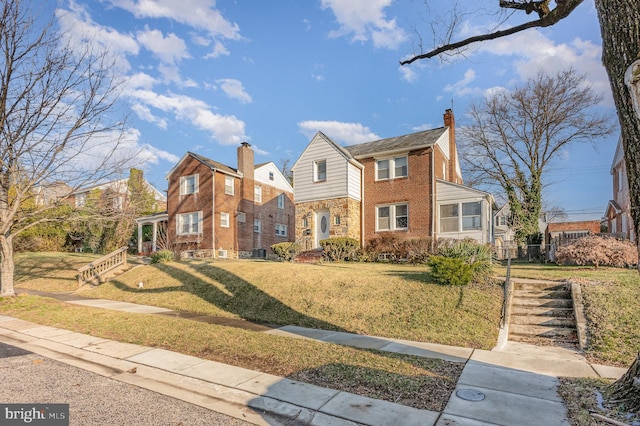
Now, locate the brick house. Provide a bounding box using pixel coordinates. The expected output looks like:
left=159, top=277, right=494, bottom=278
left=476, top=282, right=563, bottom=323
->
left=291, top=109, right=496, bottom=248
left=604, top=137, right=635, bottom=241
left=165, top=143, right=295, bottom=258
left=545, top=220, right=601, bottom=246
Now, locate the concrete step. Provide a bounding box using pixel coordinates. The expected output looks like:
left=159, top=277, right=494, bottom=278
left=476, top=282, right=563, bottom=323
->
left=512, top=298, right=573, bottom=309
left=513, top=282, right=567, bottom=291
left=511, top=306, right=574, bottom=317
left=513, top=290, right=572, bottom=300
left=510, top=315, right=576, bottom=327
left=509, top=324, right=577, bottom=339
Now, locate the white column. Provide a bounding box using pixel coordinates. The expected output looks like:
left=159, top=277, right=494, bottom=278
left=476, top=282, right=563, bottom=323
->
left=152, top=222, right=158, bottom=252
left=137, top=222, right=143, bottom=254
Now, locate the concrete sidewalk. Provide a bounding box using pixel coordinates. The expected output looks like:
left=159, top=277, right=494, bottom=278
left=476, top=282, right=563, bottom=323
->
left=1, top=292, right=628, bottom=425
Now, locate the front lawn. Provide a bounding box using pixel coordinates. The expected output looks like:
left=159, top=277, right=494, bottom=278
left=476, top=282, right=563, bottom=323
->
left=71, top=259, right=503, bottom=349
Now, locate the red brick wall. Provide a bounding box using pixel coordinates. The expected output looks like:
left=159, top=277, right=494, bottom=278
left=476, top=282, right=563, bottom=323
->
left=361, top=147, right=433, bottom=245
left=167, top=156, right=214, bottom=252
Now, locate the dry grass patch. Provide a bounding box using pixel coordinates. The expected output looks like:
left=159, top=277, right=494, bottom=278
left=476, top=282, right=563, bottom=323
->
left=75, top=259, right=502, bottom=349
left=0, top=295, right=462, bottom=411
left=14, top=252, right=101, bottom=292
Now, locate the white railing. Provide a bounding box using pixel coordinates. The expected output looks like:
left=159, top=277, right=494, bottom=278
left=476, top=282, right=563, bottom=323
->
left=77, top=247, right=128, bottom=287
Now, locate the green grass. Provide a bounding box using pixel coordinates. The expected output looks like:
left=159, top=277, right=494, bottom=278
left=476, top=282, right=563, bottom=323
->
left=71, top=259, right=503, bottom=349
left=0, top=294, right=461, bottom=411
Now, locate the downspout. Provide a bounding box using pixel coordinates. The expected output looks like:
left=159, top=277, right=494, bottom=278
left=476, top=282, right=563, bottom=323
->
left=211, top=168, right=216, bottom=257
left=360, top=164, right=365, bottom=248
left=431, top=148, right=436, bottom=243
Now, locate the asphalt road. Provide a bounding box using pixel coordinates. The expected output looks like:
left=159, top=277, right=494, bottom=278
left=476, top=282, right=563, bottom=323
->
left=0, top=342, right=252, bottom=426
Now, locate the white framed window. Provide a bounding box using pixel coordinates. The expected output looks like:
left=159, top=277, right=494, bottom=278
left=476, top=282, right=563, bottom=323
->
left=440, top=204, right=459, bottom=233
left=254, top=185, right=262, bottom=203
left=180, top=174, right=199, bottom=195
left=269, top=171, right=274, bottom=181
left=177, top=211, right=202, bottom=235
left=254, top=219, right=262, bottom=233
left=302, top=217, right=308, bottom=228
left=314, top=160, right=326, bottom=182
left=376, top=203, right=408, bottom=231
left=277, top=193, right=285, bottom=209
left=237, top=212, right=246, bottom=223
left=440, top=201, right=482, bottom=232
left=75, top=193, right=86, bottom=208
left=462, top=202, right=482, bottom=231
left=275, top=223, right=287, bottom=237
left=220, top=212, right=230, bottom=228
left=334, top=215, right=341, bottom=225
left=225, top=176, right=234, bottom=195
left=376, top=156, right=408, bottom=180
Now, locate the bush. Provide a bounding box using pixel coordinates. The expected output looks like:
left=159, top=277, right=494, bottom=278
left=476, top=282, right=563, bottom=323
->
left=428, top=256, right=473, bottom=286
left=555, top=235, right=637, bottom=268
left=271, top=242, right=301, bottom=261
left=437, top=239, right=495, bottom=283
left=151, top=250, right=175, bottom=263
left=364, top=235, right=436, bottom=263
left=320, top=237, right=360, bottom=261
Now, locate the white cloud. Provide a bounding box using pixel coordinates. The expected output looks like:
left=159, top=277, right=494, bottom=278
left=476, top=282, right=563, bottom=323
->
left=455, top=22, right=612, bottom=105
left=107, top=0, right=241, bottom=40
left=131, top=104, right=168, bottom=128
left=320, top=0, right=407, bottom=49
left=443, top=69, right=478, bottom=97
left=298, top=120, right=379, bottom=145
left=56, top=2, right=139, bottom=72
left=204, top=40, right=230, bottom=59
left=216, top=79, right=253, bottom=103
left=137, top=28, right=190, bottom=64
left=399, top=65, right=418, bottom=83
left=129, top=90, right=248, bottom=145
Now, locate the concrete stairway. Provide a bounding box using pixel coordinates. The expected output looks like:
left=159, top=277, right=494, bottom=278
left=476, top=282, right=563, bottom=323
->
left=509, top=280, right=578, bottom=347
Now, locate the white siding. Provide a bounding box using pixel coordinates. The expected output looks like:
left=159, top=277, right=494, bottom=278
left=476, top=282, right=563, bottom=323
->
left=254, top=162, right=293, bottom=193
left=436, top=180, right=493, bottom=244
left=434, top=129, right=450, bottom=160
left=347, top=162, right=362, bottom=201
left=293, top=133, right=361, bottom=203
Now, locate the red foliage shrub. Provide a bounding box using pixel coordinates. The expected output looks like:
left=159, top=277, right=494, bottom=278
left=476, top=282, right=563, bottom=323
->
left=555, top=235, right=637, bottom=268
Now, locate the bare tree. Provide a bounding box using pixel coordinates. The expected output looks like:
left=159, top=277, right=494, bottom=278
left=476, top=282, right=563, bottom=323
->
left=460, top=69, right=613, bottom=243
left=399, top=0, right=640, bottom=411
left=0, top=0, right=136, bottom=296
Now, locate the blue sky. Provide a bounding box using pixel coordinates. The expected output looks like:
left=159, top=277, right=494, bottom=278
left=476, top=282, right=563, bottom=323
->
left=52, top=0, right=617, bottom=221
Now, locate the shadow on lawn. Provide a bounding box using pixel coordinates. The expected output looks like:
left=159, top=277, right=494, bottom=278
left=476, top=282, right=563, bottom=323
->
left=109, top=261, right=348, bottom=333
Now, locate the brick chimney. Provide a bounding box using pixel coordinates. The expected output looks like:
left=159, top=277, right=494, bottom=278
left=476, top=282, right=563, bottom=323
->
left=443, top=109, right=459, bottom=183
left=237, top=142, right=254, bottom=181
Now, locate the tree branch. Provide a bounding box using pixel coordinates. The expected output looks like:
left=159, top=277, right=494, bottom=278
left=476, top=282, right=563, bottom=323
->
left=400, top=0, right=584, bottom=65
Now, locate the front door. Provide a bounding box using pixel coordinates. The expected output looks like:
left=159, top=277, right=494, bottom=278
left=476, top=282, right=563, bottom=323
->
left=316, top=210, right=330, bottom=247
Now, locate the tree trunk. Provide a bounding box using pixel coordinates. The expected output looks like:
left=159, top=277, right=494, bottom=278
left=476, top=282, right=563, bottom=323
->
left=0, top=233, right=15, bottom=297
left=606, top=354, right=640, bottom=413
left=595, top=0, right=640, bottom=406
left=594, top=0, right=640, bottom=267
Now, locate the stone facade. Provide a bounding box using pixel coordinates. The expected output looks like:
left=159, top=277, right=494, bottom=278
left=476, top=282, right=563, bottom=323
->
left=295, top=197, right=361, bottom=249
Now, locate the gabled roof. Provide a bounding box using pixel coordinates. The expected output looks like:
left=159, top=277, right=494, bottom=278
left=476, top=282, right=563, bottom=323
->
left=291, top=131, right=361, bottom=171
left=344, top=127, right=447, bottom=158
left=611, top=136, right=624, bottom=173
left=165, top=151, right=241, bottom=180
left=606, top=199, right=622, bottom=215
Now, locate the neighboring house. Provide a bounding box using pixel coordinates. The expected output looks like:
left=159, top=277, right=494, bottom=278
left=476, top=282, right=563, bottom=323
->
left=69, top=173, right=167, bottom=212
left=291, top=109, right=495, bottom=248
left=493, top=204, right=515, bottom=257
left=604, top=137, right=635, bottom=241
left=545, top=220, right=601, bottom=247
left=165, top=143, right=295, bottom=259
left=33, top=181, right=73, bottom=206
